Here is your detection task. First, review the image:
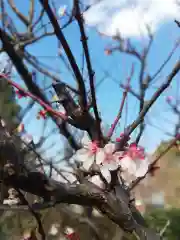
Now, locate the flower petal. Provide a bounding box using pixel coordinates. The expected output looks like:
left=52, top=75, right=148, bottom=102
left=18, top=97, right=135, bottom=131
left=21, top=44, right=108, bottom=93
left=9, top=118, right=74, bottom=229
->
left=81, top=133, right=91, bottom=147
left=120, top=156, right=136, bottom=175
left=89, top=175, right=104, bottom=189
left=82, top=155, right=94, bottom=171
left=114, top=151, right=124, bottom=163
left=75, top=148, right=89, bottom=162
left=104, top=143, right=115, bottom=154
left=120, top=171, right=135, bottom=185
left=100, top=165, right=111, bottom=183
left=96, top=149, right=105, bottom=165
left=106, top=162, right=118, bottom=171
left=135, top=158, right=149, bottom=177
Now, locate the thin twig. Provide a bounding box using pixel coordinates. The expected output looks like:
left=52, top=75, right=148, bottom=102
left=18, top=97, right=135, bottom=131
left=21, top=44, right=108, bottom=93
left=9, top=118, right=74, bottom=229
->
left=0, top=73, right=67, bottom=120
left=39, top=0, right=87, bottom=110
left=75, top=0, right=102, bottom=141
left=127, top=60, right=180, bottom=135
left=107, top=64, right=134, bottom=139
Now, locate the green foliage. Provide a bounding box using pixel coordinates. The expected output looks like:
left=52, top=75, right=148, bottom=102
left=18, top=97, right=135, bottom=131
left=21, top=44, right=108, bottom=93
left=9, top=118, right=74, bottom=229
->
left=145, top=208, right=180, bottom=239
left=0, top=77, right=21, bottom=128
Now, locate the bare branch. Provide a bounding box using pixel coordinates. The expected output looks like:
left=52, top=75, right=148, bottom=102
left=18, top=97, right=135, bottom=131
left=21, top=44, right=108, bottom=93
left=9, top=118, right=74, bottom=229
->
left=7, top=0, right=29, bottom=26
left=39, top=0, right=87, bottom=110
left=75, top=0, right=102, bottom=142
left=29, top=0, right=35, bottom=25
left=107, top=64, right=134, bottom=139
left=127, top=60, right=180, bottom=135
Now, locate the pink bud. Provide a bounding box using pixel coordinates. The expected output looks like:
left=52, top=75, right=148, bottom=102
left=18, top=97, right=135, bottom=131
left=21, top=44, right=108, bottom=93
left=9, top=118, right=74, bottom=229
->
left=104, top=49, right=112, bottom=56
left=166, top=96, right=173, bottom=103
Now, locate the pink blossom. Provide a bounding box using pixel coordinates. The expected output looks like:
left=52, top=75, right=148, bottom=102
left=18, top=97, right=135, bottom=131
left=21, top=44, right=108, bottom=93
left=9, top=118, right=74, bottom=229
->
left=37, top=109, right=48, bottom=119
left=126, top=143, right=145, bottom=160
left=75, top=134, right=104, bottom=171
left=119, top=143, right=149, bottom=183
left=97, top=143, right=123, bottom=183
left=166, top=95, right=173, bottom=103
left=104, top=49, right=112, bottom=55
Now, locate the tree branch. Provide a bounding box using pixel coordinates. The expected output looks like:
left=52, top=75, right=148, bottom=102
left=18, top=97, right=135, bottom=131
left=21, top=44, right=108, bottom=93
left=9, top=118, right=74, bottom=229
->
left=74, top=0, right=102, bottom=142
left=7, top=0, right=29, bottom=26
left=127, top=60, right=180, bottom=135
left=39, top=0, right=87, bottom=110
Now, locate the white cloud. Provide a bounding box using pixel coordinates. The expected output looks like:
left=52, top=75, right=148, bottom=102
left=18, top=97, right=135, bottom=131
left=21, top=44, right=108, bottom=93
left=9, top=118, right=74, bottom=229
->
left=83, top=0, right=180, bottom=38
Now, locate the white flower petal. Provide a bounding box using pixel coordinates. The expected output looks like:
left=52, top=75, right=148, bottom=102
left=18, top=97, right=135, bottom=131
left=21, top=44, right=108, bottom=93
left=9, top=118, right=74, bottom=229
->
left=104, top=143, right=115, bottom=154
left=21, top=134, right=33, bottom=144
left=96, top=149, right=105, bottom=165
left=135, top=159, right=149, bottom=177
left=83, top=156, right=94, bottom=171
left=120, top=156, right=136, bottom=175
left=120, top=171, right=136, bottom=186
left=64, top=227, right=74, bottom=235
left=106, top=162, right=118, bottom=171
left=89, top=175, right=104, bottom=189
left=75, top=148, right=89, bottom=162
left=81, top=133, right=91, bottom=147
left=113, top=151, right=124, bottom=164
left=58, top=5, right=67, bottom=17
left=100, top=165, right=111, bottom=183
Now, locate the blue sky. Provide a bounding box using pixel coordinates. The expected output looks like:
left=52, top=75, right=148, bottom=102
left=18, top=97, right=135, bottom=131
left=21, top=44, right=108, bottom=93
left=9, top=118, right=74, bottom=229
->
left=1, top=0, right=180, bottom=161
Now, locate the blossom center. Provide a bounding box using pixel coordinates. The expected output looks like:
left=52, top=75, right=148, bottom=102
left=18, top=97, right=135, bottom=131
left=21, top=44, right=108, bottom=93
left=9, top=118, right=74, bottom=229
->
left=103, top=153, right=113, bottom=163
left=89, top=141, right=98, bottom=154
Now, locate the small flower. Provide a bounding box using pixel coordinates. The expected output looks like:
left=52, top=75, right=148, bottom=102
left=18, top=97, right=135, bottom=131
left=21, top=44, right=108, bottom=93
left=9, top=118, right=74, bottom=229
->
left=166, top=95, right=173, bottom=103
left=104, top=48, right=112, bottom=55
left=89, top=175, right=105, bottom=189
left=119, top=143, right=149, bottom=183
left=58, top=5, right=67, bottom=17
left=21, top=133, right=33, bottom=145
left=75, top=134, right=104, bottom=171
left=3, top=188, right=20, bottom=205
left=15, top=123, right=24, bottom=133
left=98, top=143, right=123, bottom=183
left=37, top=109, right=48, bottom=119
left=0, top=118, right=6, bottom=127
left=65, top=227, right=79, bottom=240
left=49, top=223, right=59, bottom=236
left=15, top=90, right=27, bottom=99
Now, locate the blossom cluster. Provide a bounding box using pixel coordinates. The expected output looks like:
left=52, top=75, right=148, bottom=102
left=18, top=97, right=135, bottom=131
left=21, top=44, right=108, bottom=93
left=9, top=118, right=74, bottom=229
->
left=74, top=133, right=149, bottom=187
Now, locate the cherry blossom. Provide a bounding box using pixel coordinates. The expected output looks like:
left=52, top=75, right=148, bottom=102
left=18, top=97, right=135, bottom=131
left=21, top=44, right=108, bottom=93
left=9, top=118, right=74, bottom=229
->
left=75, top=134, right=149, bottom=186
left=21, top=133, right=33, bottom=145
left=58, top=5, right=67, bottom=17
left=37, top=109, right=48, bottom=119
left=166, top=95, right=174, bottom=103
left=49, top=223, right=59, bottom=236
left=3, top=188, right=20, bottom=205
left=97, top=143, right=123, bottom=183
left=65, top=227, right=80, bottom=240
left=104, top=48, right=112, bottom=55
left=15, top=123, right=24, bottom=133
left=119, top=143, right=149, bottom=183
left=74, top=134, right=104, bottom=171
